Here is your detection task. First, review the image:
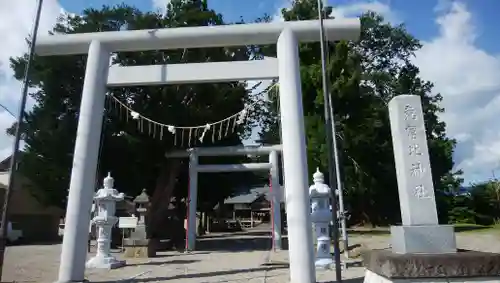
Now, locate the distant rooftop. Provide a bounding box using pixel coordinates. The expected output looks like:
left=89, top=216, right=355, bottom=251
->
left=0, top=151, right=24, bottom=172
left=224, top=185, right=285, bottom=204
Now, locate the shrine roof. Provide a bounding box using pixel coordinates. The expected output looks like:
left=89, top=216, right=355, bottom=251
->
left=224, top=193, right=260, bottom=204
left=224, top=185, right=285, bottom=204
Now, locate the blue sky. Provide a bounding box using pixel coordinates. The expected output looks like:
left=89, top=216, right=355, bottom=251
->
left=2, top=0, right=500, bottom=184
left=58, top=0, right=500, bottom=54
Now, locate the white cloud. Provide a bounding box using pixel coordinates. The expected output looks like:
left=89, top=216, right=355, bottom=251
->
left=152, top=0, right=171, bottom=16
left=243, top=79, right=273, bottom=145
left=1, top=0, right=494, bottom=184
left=272, top=0, right=398, bottom=23
left=272, top=0, right=292, bottom=22
left=413, top=1, right=500, bottom=183
left=0, top=0, right=63, bottom=160
left=271, top=1, right=500, bottom=182
left=330, top=1, right=400, bottom=23
left=0, top=111, right=16, bottom=158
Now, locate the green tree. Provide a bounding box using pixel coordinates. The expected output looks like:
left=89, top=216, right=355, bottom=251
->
left=460, top=179, right=500, bottom=225
left=259, top=1, right=462, bottom=225
left=9, top=0, right=264, bottom=240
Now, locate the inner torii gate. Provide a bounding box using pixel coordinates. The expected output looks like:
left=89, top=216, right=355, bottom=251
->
left=165, top=144, right=283, bottom=251
left=34, top=19, right=360, bottom=283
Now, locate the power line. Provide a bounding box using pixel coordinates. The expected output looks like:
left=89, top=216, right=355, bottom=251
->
left=0, top=0, right=44, bottom=278
left=0, top=104, right=16, bottom=119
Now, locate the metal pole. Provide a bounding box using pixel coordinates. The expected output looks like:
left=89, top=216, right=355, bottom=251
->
left=330, top=109, right=349, bottom=261
left=319, top=7, right=349, bottom=261
left=187, top=152, right=198, bottom=251
left=0, top=0, right=44, bottom=279
left=317, top=0, right=342, bottom=281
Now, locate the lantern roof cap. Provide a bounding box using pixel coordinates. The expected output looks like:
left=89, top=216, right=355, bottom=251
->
left=309, top=168, right=331, bottom=195
left=134, top=189, right=150, bottom=203
left=313, top=168, right=324, bottom=183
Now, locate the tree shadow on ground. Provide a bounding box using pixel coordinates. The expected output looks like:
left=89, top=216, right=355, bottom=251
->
left=14, top=239, right=63, bottom=246
left=347, top=224, right=495, bottom=235
left=200, top=230, right=274, bottom=239
left=454, top=224, right=491, bottom=232
left=126, top=259, right=199, bottom=267
left=347, top=229, right=390, bottom=235
left=345, top=243, right=362, bottom=251
left=320, top=278, right=364, bottom=283
left=167, top=250, right=212, bottom=256
left=195, top=236, right=289, bottom=252
left=95, top=266, right=289, bottom=283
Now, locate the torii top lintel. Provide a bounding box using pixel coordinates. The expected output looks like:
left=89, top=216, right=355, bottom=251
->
left=34, top=18, right=360, bottom=56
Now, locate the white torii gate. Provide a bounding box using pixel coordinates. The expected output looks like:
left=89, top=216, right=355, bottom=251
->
left=34, top=19, right=360, bottom=283
left=165, top=144, right=283, bottom=251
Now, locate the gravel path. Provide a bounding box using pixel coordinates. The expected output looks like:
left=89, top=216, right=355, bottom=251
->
left=2, top=229, right=500, bottom=282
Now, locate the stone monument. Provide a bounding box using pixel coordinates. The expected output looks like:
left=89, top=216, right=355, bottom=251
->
left=123, top=189, right=156, bottom=258
left=86, top=173, right=126, bottom=269
left=363, top=94, right=500, bottom=283
left=388, top=95, right=455, bottom=254
left=309, top=168, right=334, bottom=269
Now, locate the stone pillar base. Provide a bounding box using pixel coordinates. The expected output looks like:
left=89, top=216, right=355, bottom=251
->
left=123, top=238, right=156, bottom=258
left=315, top=258, right=334, bottom=269
left=85, top=255, right=125, bottom=269
left=54, top=280, right=89, bottom=283
left=362, top=249, right=500, bottom=283
left=364, top=269, right=500, bottom=283
left=390, top=225, right=456, bottom=254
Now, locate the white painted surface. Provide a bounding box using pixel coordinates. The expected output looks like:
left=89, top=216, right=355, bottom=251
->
left=35, top=19, right=360, bottom=55
left=165, top=145, right=283, bottom=158
left=58, top=40, right=109, bottom=283
left=388, top=95, right=438, bottom=226
left=0, top=172, right=10, bottom=186
left=118, top=217, right=138, bottom=229
left=363, top=269, right=500, bottom=283
left=277, top=28, right=315, bottom=283
left=269, top=150, right=282, bottom=250
left=195, top=163, right=272, bottom=173
left=107, top=59, right=278, bottom=87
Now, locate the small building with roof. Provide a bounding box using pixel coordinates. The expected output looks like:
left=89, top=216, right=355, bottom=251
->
left=0, top=153, right=64, bottom=242
left=222, top=185, right=286, bottom=228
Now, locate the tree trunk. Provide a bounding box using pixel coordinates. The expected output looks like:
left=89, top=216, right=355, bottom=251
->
left=148, top=158, right=182, bottom=239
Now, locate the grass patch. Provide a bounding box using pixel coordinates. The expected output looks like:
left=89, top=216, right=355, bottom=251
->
left=454, top=223, right=500, bottom=234
left=345, top=224, right=500, bottom=235
left=347, top=227, right=390, bottom=236
left=333, top=223, right=500, bottom=238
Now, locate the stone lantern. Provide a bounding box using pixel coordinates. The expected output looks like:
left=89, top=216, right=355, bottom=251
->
left=123, top=189, right=155, bottom=258
left=134, top=189, right=149, bottom=231
left=309, top=168, right=334, bottom=269
left=86, top=173, right=126, bottom=269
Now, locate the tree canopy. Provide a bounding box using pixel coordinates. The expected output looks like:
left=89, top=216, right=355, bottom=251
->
left=12, top=0, right=498, bottom=230
left=258, top=1, right=462, bottom=225
left=8, top=0, right=264, bottom=219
